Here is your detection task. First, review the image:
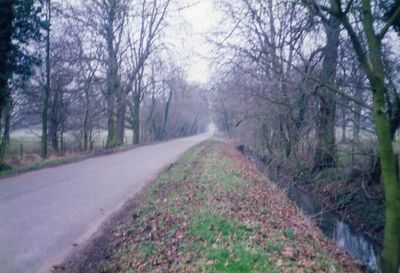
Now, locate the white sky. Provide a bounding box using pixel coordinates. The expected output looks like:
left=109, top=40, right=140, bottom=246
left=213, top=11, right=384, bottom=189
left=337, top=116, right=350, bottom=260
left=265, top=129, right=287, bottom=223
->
left=171, top=0, right=220, bottom=84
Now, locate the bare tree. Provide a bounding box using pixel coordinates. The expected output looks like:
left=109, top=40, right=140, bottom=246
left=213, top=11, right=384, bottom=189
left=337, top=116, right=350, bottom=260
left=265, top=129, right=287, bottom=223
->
left=41, top=0, right=51, bottom=158
left=121, top=0, right=171, bottom=145
left=301, top=1, right=400, bottom=271
left=313, top=6, right=340, bottom=171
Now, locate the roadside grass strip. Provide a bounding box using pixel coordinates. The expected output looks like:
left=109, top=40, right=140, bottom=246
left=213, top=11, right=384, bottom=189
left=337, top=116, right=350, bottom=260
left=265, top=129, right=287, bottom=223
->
left=98, top=140, right=361, bottom=273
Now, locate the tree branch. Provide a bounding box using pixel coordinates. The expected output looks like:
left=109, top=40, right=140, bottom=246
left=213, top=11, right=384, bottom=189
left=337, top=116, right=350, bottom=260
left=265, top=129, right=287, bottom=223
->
left=378, top=3, right=400, bottom=40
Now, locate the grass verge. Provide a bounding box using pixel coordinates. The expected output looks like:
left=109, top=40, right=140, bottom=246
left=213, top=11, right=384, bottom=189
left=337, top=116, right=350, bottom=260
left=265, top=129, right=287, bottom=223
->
left=58, top=140, right=362, bottom=273
left=0, top=144, right=142, bottom=179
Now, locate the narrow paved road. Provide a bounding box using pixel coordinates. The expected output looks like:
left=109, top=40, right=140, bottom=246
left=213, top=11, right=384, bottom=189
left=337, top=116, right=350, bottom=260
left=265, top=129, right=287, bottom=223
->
left=0, top=134, right=210, bottom=273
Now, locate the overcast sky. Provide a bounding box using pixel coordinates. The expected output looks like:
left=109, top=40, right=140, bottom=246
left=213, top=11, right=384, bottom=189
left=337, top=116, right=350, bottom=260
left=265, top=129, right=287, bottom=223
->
left=171, top=0, right=220, bottom=84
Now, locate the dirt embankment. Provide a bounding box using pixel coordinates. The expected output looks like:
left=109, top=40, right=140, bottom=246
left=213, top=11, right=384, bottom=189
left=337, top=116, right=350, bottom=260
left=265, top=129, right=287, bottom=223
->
left=56, top=140, right=364, bottom=273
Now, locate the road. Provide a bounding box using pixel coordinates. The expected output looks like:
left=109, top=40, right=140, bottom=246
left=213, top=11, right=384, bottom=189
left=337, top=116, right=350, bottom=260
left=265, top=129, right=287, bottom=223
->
left=0, top=134, right=209, bottom=273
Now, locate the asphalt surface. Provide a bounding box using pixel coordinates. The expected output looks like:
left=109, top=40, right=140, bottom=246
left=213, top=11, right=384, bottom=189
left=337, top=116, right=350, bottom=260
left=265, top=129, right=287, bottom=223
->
left=0, top=134, right=210, bottom=273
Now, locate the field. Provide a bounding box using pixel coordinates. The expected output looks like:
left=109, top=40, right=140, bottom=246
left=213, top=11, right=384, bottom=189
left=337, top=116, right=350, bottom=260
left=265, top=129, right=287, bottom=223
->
left=3, top=129, right=135, bottom=169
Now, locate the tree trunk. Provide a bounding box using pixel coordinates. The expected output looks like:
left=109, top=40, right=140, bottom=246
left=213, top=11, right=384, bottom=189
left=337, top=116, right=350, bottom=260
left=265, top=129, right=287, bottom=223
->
left=328, top=0, right=400, bottom=268
left=41, top=0, right=51, bottom=159
left=162, top=89, right=173, bottom=140
left=0, top=111, right=4, bottom=164
left=369, top=42, right=400, bottom=273
left=146, top=93, right=157, bottom=140
left=0, top=99, right=12, bottom=163
left=60, top=120, right=65, bottom=155
left=353, top=80, right=363, bottom=144
left=104, top=1, right=120, bottom=149
left=341, top=112, right=346, bottom=143
left=116, top=91, right=127, bottom=146
left=373, top=79, right=400, bottom=273
left=50, top=88, right=59, bottom=153
left=361, top=2, right=400, bottom=269
left=83, top=87, right=90, bottom=151
left=190, top=113, right=200, bottom=135
left=353, top=105, right=361, bottom=143
left=0, top=1, right=13, bottom=119
left=50, top=122, right=58, bottom=153
left=106, top=60, right=117, bottom=148
left=106, top=92, right=117, bottom=148
left=132, top=93, right=140, bottom=145
left=314, top=14, right=340, bottom=171
left=3, top=99, right=11, bottom=146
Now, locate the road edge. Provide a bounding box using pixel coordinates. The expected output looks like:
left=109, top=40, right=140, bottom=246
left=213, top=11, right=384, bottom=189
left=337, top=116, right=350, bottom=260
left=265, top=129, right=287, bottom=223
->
left=47, top=139, right=211, bottom=273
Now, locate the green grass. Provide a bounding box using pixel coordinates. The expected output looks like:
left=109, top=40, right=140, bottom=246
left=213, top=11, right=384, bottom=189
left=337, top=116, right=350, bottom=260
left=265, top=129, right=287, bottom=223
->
left=189, top=214, right=251, bottom=243
left=283, top=229, right=295, bottom=239
left=139, top=242, right=157, bottom=258
left=90, top=140, right=359, bottom=273
left=187, top=214, right=278, bottom=273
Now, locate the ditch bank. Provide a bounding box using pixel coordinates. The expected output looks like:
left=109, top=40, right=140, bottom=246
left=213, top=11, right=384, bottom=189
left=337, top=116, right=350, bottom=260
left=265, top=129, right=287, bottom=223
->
left=237, top=145, right=385, bottom=272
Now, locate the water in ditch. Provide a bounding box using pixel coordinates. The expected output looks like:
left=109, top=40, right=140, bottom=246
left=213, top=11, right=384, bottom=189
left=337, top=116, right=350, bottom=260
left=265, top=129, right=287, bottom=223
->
left=285, top=185, right=380, bottom=272
left=245, top=152, right=382, bottom=272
